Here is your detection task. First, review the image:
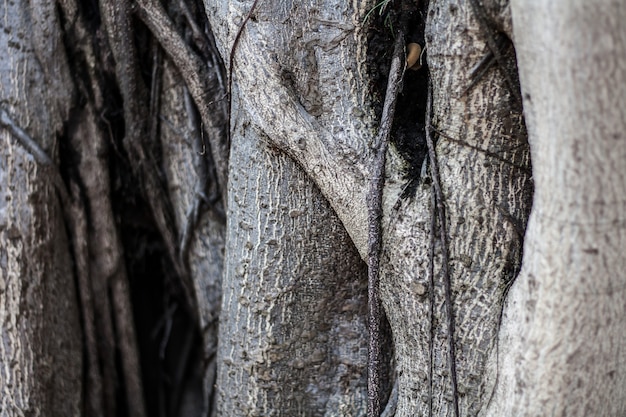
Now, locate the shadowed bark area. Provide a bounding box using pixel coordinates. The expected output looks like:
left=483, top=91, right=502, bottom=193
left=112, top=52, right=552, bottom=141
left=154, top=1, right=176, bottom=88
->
left=159, top=55, right=226, bottom=414
left=56, top=1, right=147, bottom=415
left=3, top=0, right=225, bottom=415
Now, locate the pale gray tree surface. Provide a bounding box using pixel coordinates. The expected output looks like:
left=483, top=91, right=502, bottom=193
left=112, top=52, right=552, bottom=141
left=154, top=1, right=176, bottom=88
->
left=0, top=0, right=624, bottom=416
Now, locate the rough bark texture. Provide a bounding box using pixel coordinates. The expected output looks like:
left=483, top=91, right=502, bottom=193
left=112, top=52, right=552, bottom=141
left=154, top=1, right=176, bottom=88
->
left=214, top=87, right=369, bottom=416
left=486, top=1, right=626, bottom=415
left=204, top=0, right=378, bottom=257
left=204, top=1, right=376, bottom=414
left=0, top=1, right=82, bottom=415
left=3, top=0, right=623, bottom=415
left=422, top=1, right=532, bottom=415
left=3, top=0, right=224, bottom=415
left=205, top=0, right=532, bottom=416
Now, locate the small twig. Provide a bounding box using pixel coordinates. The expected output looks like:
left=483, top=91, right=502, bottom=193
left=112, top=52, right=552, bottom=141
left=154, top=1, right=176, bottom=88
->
left=199, top=129, right=206, bottom=155
left=425, top=79, right=460, bottom=417
left=227, top=0, right=261, bottom=154
left=428, top=190, right=436, bottom=417
left=0, top=107, right=53, bottom=165
left=460, top=50, right=495, bottom=97
left=430, top=124, right=531, bottom=175
left=0, top=107, right=69, bottom=203
left=467, top=0, right=521, bottom=106
left=461, top=32, right=509, bottom=97
left=469, top=33, right=507, bottom=78
left=149, top=45, right=163, bottom=147
left=367, top=32, right=405, bottom=417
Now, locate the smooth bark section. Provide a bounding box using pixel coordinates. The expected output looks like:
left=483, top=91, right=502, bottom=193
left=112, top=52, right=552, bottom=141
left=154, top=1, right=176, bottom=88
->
left=488, top=2, right=626, bottom=415
left=204, top=0, right=378, bottom=258
left=0, top=1, right=82, bottom=415
left=215, top=96, right=368, bottom=416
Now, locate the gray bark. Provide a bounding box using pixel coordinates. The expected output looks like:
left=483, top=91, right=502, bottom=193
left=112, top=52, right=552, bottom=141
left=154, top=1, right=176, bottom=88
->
left=423, top=1, right=532, bottom=415
left=205, top=0, right=531, bottom=415
left=204, top=0, right=377, bottom=257
left=0, top=1, right=82, bottom=415
left=213, top=85, right=369, bottom=416
left=486, top=1, right=626, bottom=415
left=1, top=0, right=623, bottom=415
left=205, top=1, right=376, bottom=414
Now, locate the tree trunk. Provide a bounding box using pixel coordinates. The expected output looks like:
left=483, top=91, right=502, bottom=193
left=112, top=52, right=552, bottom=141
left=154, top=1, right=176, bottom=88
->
left=215, top=93, right=369, bottom=415
left=2, top=0, right=223, bottom=415
left=0, top=1, right=82, bottom=415
left=1, top=0, right=624, bottom=416
left=205, top=0, right=531, bottom=415
left=421, top=1, right=531, bottom=414
left=486, top=1, right=626, bottom=415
